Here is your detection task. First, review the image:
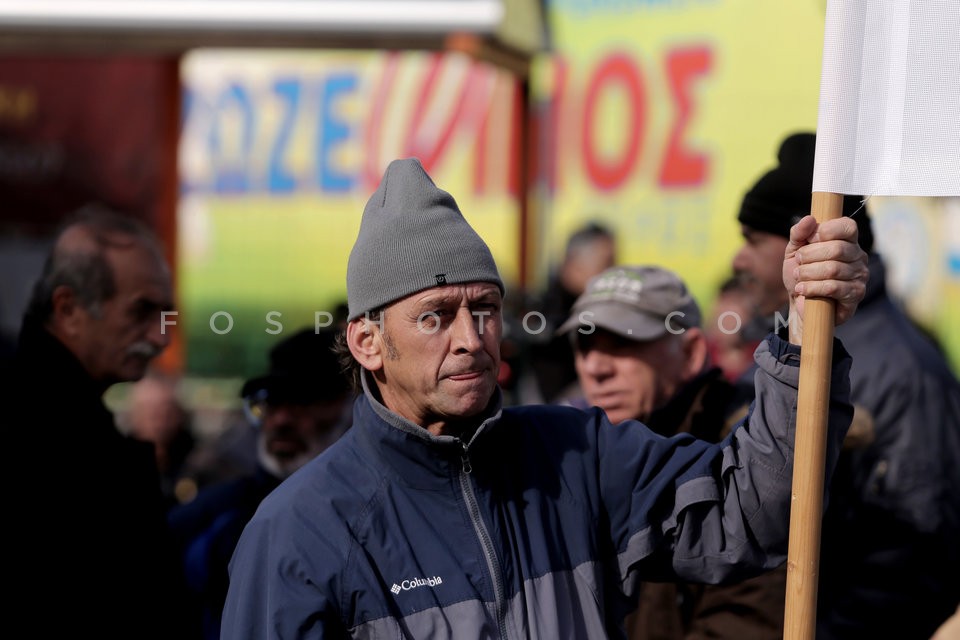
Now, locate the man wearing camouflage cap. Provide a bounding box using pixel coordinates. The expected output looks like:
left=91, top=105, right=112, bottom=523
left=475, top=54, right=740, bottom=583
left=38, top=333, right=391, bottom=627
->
left=223, top=158, right=867, bottom=639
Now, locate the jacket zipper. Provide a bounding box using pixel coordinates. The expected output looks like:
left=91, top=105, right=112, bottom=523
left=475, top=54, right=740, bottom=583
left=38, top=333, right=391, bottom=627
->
left=458, top=440, right=510, bottom=639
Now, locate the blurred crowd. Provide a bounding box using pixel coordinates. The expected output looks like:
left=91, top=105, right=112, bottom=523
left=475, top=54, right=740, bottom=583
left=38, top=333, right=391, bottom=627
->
left=1, top=132, right=958, bottom=639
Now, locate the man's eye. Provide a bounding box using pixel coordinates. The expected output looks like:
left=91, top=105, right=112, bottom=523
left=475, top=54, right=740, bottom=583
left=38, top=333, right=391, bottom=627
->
left=132, top=302, right=158, bottom=321
left=418, top=311, right=442, bottom=325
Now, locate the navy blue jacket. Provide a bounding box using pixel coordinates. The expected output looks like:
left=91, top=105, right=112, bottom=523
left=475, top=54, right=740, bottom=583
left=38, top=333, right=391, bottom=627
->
left=222, top=335, right=853, bottom=639
left=169, top=466, right=282, bottom=640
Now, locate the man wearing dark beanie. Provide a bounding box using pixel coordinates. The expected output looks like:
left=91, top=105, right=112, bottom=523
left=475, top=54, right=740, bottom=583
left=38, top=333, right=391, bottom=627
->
left=737, top=133, right=873, bottom=250
left=732, top=132, right=960, bottom=639
left=734, top=132, right=874, bottom=318
left=222, top=158, right=869, bottom=639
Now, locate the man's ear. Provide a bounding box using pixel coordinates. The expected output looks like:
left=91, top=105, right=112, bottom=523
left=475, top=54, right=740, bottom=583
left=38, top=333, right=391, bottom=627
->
left=681, top=327, right=708, bottom=381
left=49, top=285, right=83, bottom=336
left=346, top=318, right=384, bottom=373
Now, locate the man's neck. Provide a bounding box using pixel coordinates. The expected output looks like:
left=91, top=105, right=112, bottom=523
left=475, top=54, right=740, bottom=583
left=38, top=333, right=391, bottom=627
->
left=42, top=322, right=112, bottom=395
left=361, top=369, right=498, bottom=440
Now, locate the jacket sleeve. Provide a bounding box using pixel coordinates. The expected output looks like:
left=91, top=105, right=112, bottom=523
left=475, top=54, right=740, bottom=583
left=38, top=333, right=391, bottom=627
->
left=598, top=333, right=853, bottom=595
left=221, top=511, right=347, bottom=639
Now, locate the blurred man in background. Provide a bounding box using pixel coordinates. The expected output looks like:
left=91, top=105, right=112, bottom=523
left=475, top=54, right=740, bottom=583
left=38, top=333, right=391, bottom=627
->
left=169, top=326, right=353, bottom=640
left=704, top=275, right=767, bottom=386
left=526, top=221, right=617, bottom=403
left=732, top=132, right=960, bottom=638
left=560, top=265, right=781, bottom=639
left=2, top=205, right=183, bottom=638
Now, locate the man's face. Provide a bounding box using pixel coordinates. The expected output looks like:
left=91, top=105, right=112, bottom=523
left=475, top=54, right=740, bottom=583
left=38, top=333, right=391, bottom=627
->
left=562, top=236, right=616, bottom=296
left=372, top=283, right=502, bottom=432
left=128, top=378, right=185, bottom=446
left=259, top=397, right=350, bottom=477
left=574, top=328, right=690, bottom=424
left=75, top=243, right=174, bottom=384
left=732, top=225, right=789, bottom=316
left=706, top=290, right=761, bottom=382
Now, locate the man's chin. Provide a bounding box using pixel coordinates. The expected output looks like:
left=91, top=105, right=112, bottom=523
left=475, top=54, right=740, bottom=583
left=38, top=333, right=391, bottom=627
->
left=268, top=444, right=304, bottom=461
left=462, top=382, right=497, bottom=410
left=262, top=450, right=311, bottom=478
left=597, top=405, right=643, bottom=425
left=604, top=411, right=628, bottom=425
left=120, top=358, right=154, bottom=382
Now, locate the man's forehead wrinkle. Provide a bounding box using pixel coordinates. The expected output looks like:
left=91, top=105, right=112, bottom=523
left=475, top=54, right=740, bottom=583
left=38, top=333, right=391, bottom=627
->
left=419, top=291, right=461, bottom=306
left=412, top=284, right=499, bottom=306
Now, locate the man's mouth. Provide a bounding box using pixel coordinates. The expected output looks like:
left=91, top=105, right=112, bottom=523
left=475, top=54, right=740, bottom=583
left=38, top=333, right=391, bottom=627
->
left=447, top=370, right=485, bottom=381
left=268, top=438, right=303, bottom=456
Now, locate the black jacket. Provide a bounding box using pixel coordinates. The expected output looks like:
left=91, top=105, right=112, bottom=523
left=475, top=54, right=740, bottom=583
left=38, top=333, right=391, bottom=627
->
left=2, top=318, right=185, bottom=638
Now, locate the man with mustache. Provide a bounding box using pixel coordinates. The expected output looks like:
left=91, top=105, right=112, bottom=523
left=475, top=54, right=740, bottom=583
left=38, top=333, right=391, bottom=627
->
left=222, top=158, right=867, bottom=639
left=2, top=205, right=183, bottom=638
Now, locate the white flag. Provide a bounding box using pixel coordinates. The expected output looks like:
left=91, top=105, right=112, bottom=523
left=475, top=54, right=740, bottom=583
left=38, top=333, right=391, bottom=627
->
left=813, top=0, right=960, bottom=197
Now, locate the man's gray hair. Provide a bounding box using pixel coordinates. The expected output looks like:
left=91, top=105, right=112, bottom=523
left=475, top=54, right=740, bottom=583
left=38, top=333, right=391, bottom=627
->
left=25, top=204, right=164, bottom=322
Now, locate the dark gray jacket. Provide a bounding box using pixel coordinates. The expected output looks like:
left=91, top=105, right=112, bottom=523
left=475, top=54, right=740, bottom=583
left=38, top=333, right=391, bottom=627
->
left=818, top=255, right=960, bottom=639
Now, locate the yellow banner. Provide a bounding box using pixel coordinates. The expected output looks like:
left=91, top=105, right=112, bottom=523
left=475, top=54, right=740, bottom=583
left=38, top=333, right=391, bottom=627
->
left=179, top=50, right=521, bottom=374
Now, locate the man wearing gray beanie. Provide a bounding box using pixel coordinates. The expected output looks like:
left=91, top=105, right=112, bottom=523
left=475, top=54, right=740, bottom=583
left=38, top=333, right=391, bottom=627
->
left=223, top=157, right=869, bottom=639
left=346, top=157, right=503, bottom=322
left=732, top=133, right=960, bottom=639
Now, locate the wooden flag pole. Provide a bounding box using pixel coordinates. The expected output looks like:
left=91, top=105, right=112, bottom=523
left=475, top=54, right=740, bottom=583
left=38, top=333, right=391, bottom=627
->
left=783, top=191, right=844, bottom=639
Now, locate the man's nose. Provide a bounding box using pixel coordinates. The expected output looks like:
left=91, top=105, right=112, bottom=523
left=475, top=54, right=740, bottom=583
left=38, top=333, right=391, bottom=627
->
left=148, top=315, right=173, bottom=351
left=451, top=307, right=483, bottom=354
left=731, top=245, right=750, bottom=273
left=262, top=405, right=295, bottom=431
left=580, top=349, right=613, bottom=379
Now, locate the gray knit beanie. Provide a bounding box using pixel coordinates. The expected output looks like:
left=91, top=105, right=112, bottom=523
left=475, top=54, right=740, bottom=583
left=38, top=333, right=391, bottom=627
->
left=347, top=158, right=504, bottom=320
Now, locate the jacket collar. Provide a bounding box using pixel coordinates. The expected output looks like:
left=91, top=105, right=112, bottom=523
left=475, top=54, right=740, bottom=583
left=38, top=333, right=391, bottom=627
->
left=353, top=370, right=503, bottom=484
left=12, top=316, right=116, bottom=443
left=16, top=315, right=106, bottom=399
left=647, top=367, right=726, bottom=438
